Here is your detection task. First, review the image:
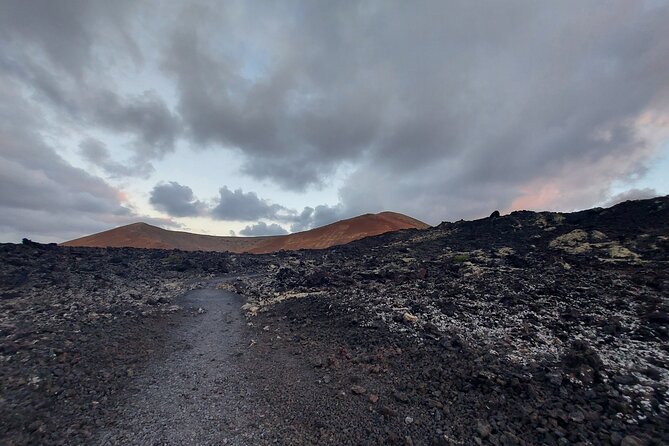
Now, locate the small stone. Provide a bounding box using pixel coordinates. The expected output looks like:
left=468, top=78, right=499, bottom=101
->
left=241, top=303, right=259, bottom=316
left=379, top=405, right=397, bottom=418
left=351, top=385, right=366, bottom=395
left=621, top=435, right=645, bottom=446
left=613, top=374, right=639, bottom=386
left=368, top=394, right=379, bottom=403
left=569, top=410, right=585, bottom=423
left=262, top=325, right=270, bottom=331
left=394, top=391, right=410, bottom=403
left=403, top=312, right=418, bottom=323
left=610, top=432, right=623, bottom=446
left=404, top=416, right=414, bottom=424
left=476, top=420, right=491, bottom=439
left=546, top=371, right=563, bottom=386
left=323, top=375, right=331, bottom=384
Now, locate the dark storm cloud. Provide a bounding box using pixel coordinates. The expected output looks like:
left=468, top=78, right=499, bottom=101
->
left=0, top=78, right=173, bottom=242
left=209, top=187, right=343, bottom=229
left=239, top=222, right=288, bottom=236
left=239, top=157, right=328, bottom=191
left=161, top=1, right=669, bottom=218
left=149, top=182, right=206, bottom=217
left=148, top=180, right=342, bottom=231
left=2, top=0, right=669, bottom=233
left=288, top=207, right=314, bottom=232
left=0, top=0, right=137, bottom=79
left=79, top=138, right=154, bottom=178
left=87, top=91, right=181, bottom=159
left=0, top=53, right=180, bottom=161
left=147, top=182, right=293, bottom=223
left=0, top=0, right=180, bottom=167
left=162, top=4, right=385, bottom=190
left=0, top=82, right=124, bottom=215
left=289, top=204, right=344, bottom=232
left=210, top=186, right=287, bottom=221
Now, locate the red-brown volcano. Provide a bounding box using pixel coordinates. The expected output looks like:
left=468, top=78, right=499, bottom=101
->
left=61, top=212, right=429, bottom=254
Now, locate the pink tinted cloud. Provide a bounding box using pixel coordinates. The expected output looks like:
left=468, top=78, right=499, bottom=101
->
left=509, top=183, right=562, bottom=212
left=506, top=130, right=658, bottom=214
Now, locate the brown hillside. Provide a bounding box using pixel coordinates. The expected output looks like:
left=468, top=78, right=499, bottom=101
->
left=61, top=212, right=429, bottom=254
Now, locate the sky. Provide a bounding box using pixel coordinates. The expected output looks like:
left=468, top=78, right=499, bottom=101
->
left=1, top=0, right=669, bottom=243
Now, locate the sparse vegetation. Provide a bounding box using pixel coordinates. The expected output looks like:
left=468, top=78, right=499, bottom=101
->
left=452, top=253, right=470, bottom=263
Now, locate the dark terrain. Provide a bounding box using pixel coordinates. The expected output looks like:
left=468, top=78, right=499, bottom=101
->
left=2, top=197, right=668, bottom=445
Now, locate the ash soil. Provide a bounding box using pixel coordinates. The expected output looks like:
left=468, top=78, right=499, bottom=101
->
left=96, top=282, right=257, bottom=445
left=97, top=280, right=381, bottom=445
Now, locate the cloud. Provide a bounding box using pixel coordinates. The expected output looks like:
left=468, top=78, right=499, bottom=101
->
left=289, top=204, right=345, bottom=232
left=148, top=180, right=346, bottom=231
left=239, top=221, right=288, bottom=236
left=208, top=186, right=344, bottom=229
left=159, top=1, right=669, bottom=215
left=288, top=207, right=314, bottom=232
left=2, top=0, right=669, bottom=235
left=210, top=186, right=287, bottom=221
left=0, top=0, right=138, bottom=79
left=0, top=77, right=174, bottom=242
left=0, top=1, right=180, bottom=166
left=149, top=181, right=206, bottom=217
left=86, top=90, right=181, bottom=159
left=79, top=138, right=153, bottom=178
left=603, top=188, right=660, bottom=207
left=147, top=182, right=297, bottom=224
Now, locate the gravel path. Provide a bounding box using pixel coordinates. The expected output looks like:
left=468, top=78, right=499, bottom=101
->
left=96, top=281, right=268, bottom=445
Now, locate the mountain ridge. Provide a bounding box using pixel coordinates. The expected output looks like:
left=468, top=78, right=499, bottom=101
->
left=61, top=211, right=429, bottom=253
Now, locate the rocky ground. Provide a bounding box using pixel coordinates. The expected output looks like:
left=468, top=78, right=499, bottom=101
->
left=236, top=197, right=669, bottom=445
left=0, top=244, right=269, bottom=445
left=1, top=196, right=668, bottom=445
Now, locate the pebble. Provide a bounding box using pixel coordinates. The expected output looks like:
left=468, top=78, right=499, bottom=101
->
left=403, top=312, right=418, bottom=323
left=379, top=406, right=397, bottom=418
left=569, top=410, right=585, bottom=423
left=351, top=385, right=366, bottom=395
left=476, top=420, right=491, bottom=438
left=621, top=436, right=645, bottom=446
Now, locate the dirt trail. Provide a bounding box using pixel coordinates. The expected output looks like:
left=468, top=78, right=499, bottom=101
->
left=93, top=278, right=381, bottom=446
left=96, top=281, right=271, bottom=445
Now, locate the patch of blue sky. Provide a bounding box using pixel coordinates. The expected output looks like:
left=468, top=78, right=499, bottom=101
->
left=609, top=139, right=669, bottom=197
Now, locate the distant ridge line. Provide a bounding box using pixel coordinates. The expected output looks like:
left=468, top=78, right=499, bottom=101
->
left=61, top=211, right=429, bottom=254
